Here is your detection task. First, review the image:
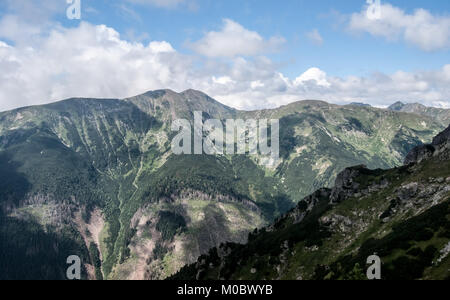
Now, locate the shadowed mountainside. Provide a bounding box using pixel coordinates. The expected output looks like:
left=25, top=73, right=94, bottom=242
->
left=172, top=124, right=450, bottom=280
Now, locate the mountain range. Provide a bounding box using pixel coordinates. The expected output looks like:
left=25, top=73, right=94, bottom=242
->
left=388, top=101, right=450, bottom=127
left=0, top=89, right=448, bottom=280
left=172, top=124, right=450, bottom=280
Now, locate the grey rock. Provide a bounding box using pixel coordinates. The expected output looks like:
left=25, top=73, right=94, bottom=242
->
left=432, top=125, right=450, bottom=146
left=404, top=144, right=435, bottom=165
left=397, top=182, right=419, bottom=201
left=329, top=166, right=364, bottom=204
left=405, top=124, right=450, bottom=165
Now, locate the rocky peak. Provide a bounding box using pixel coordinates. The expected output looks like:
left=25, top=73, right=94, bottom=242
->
left=388, top=101, right=428, bottom=113
left=180, top=89, right=209, bottom=98
left=141, top=89, right=178, bottom=99
left=388, top=101, right=406, bottom=111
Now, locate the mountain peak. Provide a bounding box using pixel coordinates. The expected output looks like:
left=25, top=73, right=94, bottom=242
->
left=388, top=101, right=429, bottom=111
left=180, top=89, right=215, bottom=102
left=141, top=89, right=178, bottom=98
left=388, top=101, right=405, bottom=111
left=180, top=89, right=207, bottom=96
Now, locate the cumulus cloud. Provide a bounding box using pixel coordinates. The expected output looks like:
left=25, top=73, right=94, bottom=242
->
left=189, top=19, right=285, bottom=58
left=0, top=20, right=449, bottom=112
left=0, top=22, right=195, bottom=111
left=349, top=3, right=450, bottom=51
left=294, top=68, right=330, bottom=87
left=0, top=4, right=448, bottom=112
left=198, top=61, right=450, bottom=110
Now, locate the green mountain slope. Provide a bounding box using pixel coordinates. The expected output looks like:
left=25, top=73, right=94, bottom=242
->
left=389, top=101, right=450, bottom=127
left=0, top=90, right=446, bottom=279
left=172, top=125, right=450, bottom=280
left=243, top=100, right=444, bottom=203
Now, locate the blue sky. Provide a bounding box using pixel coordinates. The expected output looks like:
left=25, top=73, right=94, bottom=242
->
left=0, top=0, right=449, bottom=111
left=53, top=0, right=449, bottom=77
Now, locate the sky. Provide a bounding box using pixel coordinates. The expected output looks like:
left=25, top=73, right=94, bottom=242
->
left=0, top=0, right=449, bottom=111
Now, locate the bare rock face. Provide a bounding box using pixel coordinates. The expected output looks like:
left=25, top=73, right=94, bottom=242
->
left=432, top=125, right=450, bottom=146
left=404, top=124, right=450, bottom=165
left=397, top=182, right=419, bottom=201
left=404, top=144, right=436, bottom=165
left=287, top=188, right=331, bottom=225
left=329, top=166, right=364, bottom=204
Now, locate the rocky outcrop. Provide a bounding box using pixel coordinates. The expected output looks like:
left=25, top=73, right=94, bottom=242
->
left=284, top=188, right=331, bottom=225
left=329, top=165, right=364, bottom=204
left=432, top=125, right=450, bottom=146
left=404, top=144, right=436, bottom=165
left=379, top=179, right=450, bottom=222
left=404, top=124, right=450, bottom=165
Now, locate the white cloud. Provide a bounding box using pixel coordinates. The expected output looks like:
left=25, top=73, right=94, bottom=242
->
left=294, top=68, right=330, bottom=87
left=0, top=10, right=448, bottom=112
left=212, top=76, right=234, bottom=85
left=251, top=80, right=264, bottom=89
left=148, top=41, right=175, bottom=53
left=206, top=63, right=450, bottom=110
left=0, top=22, right=195, bottom=111
left=189, top=19, right=285, bottom=58
left=0, top=0, right=67, bottom=47
left=349, top=3, right=450, bottom=51
left=306, top=29, right=324, bottom=46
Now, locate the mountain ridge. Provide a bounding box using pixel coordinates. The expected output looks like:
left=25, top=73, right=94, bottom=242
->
left=3, top=89, right=449, bottom=116
left=388, top=101, right=450, bottom=126
left=0, top=89, right=448, bottom=280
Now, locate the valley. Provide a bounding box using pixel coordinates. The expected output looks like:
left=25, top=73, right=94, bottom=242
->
left=0, top=89, right=447, bottom=280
